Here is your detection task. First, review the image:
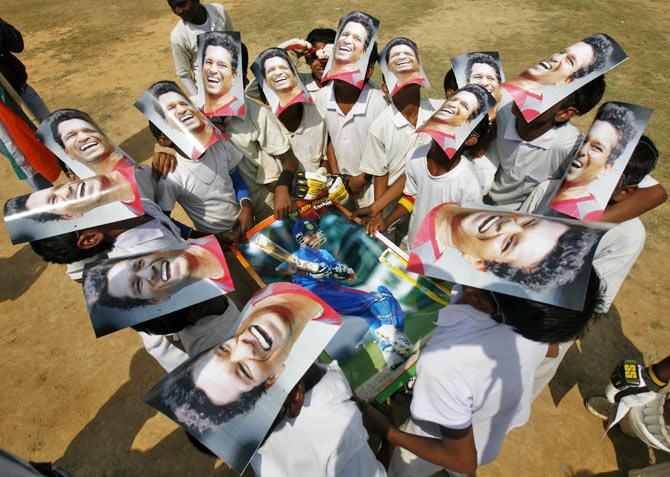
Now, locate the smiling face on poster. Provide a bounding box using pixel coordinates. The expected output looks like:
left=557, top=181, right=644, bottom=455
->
left=135, top=81, right=222, bottom=160
left=418, top=84, right=495, bottom=158
left=251, top=48, right=312, bottom=116
left=321, top=11, right=380, bottom=89
left=502, top=33, right=628, bottom=123
left=195, top=31, right=246, bottom=118
left=37, top=109, right=136, bottom=179
left=144, top=282, right=341, bottom=474
left=548, top=102, right=653, bottom=221
left=4, top=165, right=144, bottom=244
left=380, top=38, right=430, bottom=96
left=82, top=235, right=234, bottom=336
left=451, top=51, right=504, bottom=105
left=407, top=203, right=610, bottom=310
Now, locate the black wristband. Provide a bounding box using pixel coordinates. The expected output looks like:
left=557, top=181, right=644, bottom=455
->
left=277, top=170, right=295, bottom=188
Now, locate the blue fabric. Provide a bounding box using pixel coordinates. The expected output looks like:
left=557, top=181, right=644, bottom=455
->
left=230, top=167, right=250, bottom=203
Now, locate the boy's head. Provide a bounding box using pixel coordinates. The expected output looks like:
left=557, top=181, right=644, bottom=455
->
left=443, top=69, right=458, bottom=98
left=305, top=28, right=337, bottom=81
left=149, top=121, right=189, bottom=158
left=30, top=228, right=114, bottom=265
left=610, top=135, right=659, bottom=202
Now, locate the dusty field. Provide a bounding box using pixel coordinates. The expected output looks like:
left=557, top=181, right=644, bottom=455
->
left=0, top=1, right=669, bottom=475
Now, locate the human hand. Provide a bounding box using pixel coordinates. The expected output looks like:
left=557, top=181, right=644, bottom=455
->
left=353, top=397, right=395, bottom=440
left=238, top=202, right=254, bottom=237
left=365, top=215, right=386, bottom=236
left=151, top=151, right=177, bottom=179
left=346, top=174, right=367, bottom=194
left=274, top=185, right=293, bottom=219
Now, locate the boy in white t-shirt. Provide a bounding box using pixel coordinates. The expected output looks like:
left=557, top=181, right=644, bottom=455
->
left=365, top=117, right=488, bottom=248
left=251, top=361, right=386, bottom=477
left=149, top=122, right=254, bottom=240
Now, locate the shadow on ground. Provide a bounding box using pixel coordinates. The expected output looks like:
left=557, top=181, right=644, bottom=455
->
left=119, top=127, right=155, bottom=164
left=0, top=244, right=47, bottom=303
left=56, top=349, right=227, bottom=476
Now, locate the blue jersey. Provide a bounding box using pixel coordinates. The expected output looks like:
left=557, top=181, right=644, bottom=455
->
left=279, top=246, right=341, bottom=288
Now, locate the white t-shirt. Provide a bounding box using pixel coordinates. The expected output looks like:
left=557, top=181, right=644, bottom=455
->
left=359, top=98, right=440, bottom=185
left=404, top=140, right=483, bottom=246
left=251, top=361, right=386, bottom=477
left=271, top=102, right=328, bottom=174
left=156, top=140, right=243, bottom=234
left=411, top=305, right=547, bottom=465
left=224, top=99, right=290, bottom=217
left=487, top=101, right=583, bottom=209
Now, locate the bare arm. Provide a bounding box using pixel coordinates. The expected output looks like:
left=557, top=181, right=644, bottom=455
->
left=601, top=184, right=667, bottom=223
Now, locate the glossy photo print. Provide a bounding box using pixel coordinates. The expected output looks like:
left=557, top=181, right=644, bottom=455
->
left=380, top=37, right=430, bottom=96
left=37, top=108, right=136, bottom=179
left=418, top=84, right=496, bottom=158
left=451, top=51, right=505, bottom=105
left=548, top=102, right=653, bottom=221
left=135, top=81, right=224, bottom=160
left=407, top=203, right=610, bottom=310
left=144, top=282, right=341, bottom=474
left=251, top=48, right=312, bottom=116
left=82, top=235, right=234, bottom=337
left=321, top=11, right=380, bottom=89
left=195, top=31, right=246, bottom=118
left=502, top=33, right=627, bottom=122
left=233, top=196, right=448, bottom=399
left=4, top=165, right=144, bottom=244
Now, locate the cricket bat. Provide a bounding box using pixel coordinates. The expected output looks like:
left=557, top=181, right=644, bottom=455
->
left=253, top=234, right=320, bottom=273
left=379, top=249, right=451, bottom=306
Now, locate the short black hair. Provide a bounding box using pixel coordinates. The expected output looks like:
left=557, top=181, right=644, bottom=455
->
left=338, top=11, right=375, bottom=50
left=493, top=269, right=604, bottom=343
left=49, top=109, right=100, bottom=149
left=485, top=226, right=601, bottom=292
left=306, top=28, right=336, bottom=46
left=163, top=362, right=266, bottom=435
left=443, top=69, right=457, bottom=96
left=84, top=258, right=149, bottom=309
left=594, top=102, right=637, bottom=165
left=257, top=48, right=298, bottom=80
left=147, top=81, right=187, bottom=119
left=148, top=121, right=165, bottom=141
left=5, top=195, right=60, bottom=223
left=568, top=75, right=606, bottom=116
left=368, top=41, right=379, bottom=66
left=30, top=231, right=113, bottom=265
left=240, top=42, right=249, bottom=75
left=465, top=52, right=501, bottom=83
left=384, top=37, right=419, bottom=65
left=457, top=84, right=492, bottom=120
left=620, top=135, right=659, bottom=188
left=573, top=33, right=616, bottom=80
left=200, top=31, right=239, bottom=71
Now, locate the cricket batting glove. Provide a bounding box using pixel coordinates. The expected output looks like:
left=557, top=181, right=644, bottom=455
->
left=605, top=360, right=665, bottom=408
left=316, top=43, right=333, bottom=60
left=292, top=168, right=329, bottom=200
left=277, top=38, right=312, bottom=54
left=326, top=174, right=349, bottom=204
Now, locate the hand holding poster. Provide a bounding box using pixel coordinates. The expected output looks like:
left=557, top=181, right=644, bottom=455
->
left=135, top=81, right=224, bottom=160
left=4, top=165, right=144, bottom=244
left=548, top=102, right=653, bottom=221
left=502, top=33, right=627, bottom=122
left=321, top=11, right=380, bottom=89
left=144, top=282, right=341, bottom=474
left=380, top=38, right=430, bottom=96
left=407, top=203, right=610, bottom=310
left=195, top=31, right=246, bottom=117
left=251, top=47, right=312, bottom=116
left=82, top=235, right=234, bottom=336
left=37, top=108, right=136, bottom=179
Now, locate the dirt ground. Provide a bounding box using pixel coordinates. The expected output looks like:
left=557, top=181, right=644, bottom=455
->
left=1, top=1, right=669, bottom=476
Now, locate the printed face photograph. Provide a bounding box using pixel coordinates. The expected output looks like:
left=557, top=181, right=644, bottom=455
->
left=143, top=282, right=340, bottom=473
left=253, top=48, right=310, bottom=115
left=549, top=102, right=652, bottom=221
left=321, top=11, right=379, bottom=88
left=196, top=31, right=245, bottom=117
left=137, top=81, right=218, bottom=160
left=380, top=38, right=429, bottom=95
left=408, top=204, right=607, bottom=309
left=4, top=168, right=142, bottom=244
left=431, top=90, right=481, bottom=128
left=58, top=118, right=114, bottom=165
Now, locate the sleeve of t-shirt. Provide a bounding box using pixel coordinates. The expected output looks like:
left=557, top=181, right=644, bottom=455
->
left=256, top=106, right=291, bottom=157
left=224, top=141, right=243, bottom=172
left=410, top=362, right=473, bottom=430
left=156, top=175, right=180, bottom=213
left=326, top=420, right=387, bottom=477
left=403, top=160, right=418, bottom=197
left=638, top=175, right=658, bottom=188
left=170, top=29, right=198, bottom=97
left=359, top=118, right=388, bottom=177
left=212, top=3, right=234, bottom=30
